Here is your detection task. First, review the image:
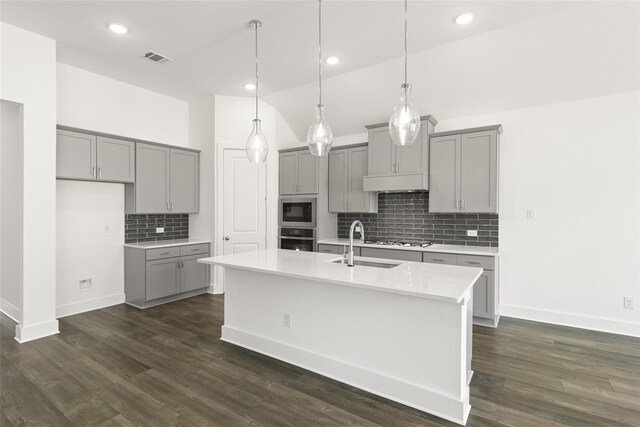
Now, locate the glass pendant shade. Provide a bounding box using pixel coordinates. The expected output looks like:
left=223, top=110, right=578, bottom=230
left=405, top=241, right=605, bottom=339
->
left=307, top=104, right=333, bottom=156
left=389, top=83, right=421, bottom=146
left=246, top=119, right=268, bottom=164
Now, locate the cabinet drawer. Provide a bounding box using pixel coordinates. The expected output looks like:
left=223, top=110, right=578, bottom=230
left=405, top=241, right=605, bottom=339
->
left=422, top=252, right=457, bottom=265
left=318, top=244, right=343, bottom=255
left=457, top=254, right=494, bottom=270
left=360, top=247, right=421, bottom=262
left=180, top=244, right=209, bottom=257
left=146, top=246, right=181, bottom=261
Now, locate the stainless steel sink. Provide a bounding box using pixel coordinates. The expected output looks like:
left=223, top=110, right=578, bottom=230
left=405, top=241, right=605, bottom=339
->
left=331, top=258, right=400, bottom=269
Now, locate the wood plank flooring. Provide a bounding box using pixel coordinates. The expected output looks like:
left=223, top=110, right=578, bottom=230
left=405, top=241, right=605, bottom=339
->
left=1, top=294, right=638, bottom=426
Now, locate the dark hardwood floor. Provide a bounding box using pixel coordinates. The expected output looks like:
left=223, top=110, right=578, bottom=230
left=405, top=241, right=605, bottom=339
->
left=1, top=294, right=638, bottom=426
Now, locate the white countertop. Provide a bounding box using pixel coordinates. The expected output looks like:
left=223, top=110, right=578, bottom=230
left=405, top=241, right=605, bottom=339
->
left=124, top=239, right=211, bottom=249
left=317, top=238, right=501, bottom=257
left=199, top=248, right=482, bottom=304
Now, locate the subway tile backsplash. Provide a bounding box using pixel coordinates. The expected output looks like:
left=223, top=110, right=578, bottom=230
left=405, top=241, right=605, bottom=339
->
left=337, top=192, right=499, bottom=247
left=125, top=214, right=189, bottom=243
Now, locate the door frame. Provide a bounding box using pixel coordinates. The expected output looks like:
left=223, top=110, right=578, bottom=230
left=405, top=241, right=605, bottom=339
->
left=214, top=144, right=268, bottom=293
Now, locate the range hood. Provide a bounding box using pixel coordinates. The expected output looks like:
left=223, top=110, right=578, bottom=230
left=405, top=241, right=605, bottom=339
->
left=362, top=115, right=437, bottom=192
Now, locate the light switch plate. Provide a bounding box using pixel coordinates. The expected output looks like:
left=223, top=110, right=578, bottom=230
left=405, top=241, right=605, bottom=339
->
left=527, top=209, right=537, bottom=219
left=156, top=227, right=165, bottom=233
left=467, top=230, right=478, bottom=237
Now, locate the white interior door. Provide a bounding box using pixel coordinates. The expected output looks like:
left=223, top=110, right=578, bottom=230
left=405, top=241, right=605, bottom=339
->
left=222, top=148, right=266, bottom=255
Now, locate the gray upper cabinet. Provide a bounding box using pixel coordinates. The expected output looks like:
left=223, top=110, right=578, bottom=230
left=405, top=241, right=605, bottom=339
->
left=363, top=116, right=437, bottom=192
left=329, top=145, right=377, bottom=213
left=96, top=136, right=135, bottom=183
left=429, top=126, right=501, bottom=214
left=279, top=149, right=319, bottom=195
left=170, top=149, right=199, bottom=213
left=57, top=130, right=96, bottom=180
left=57, top=130, right=134, bottom=183
left=135, top=143, right=171, bottom=213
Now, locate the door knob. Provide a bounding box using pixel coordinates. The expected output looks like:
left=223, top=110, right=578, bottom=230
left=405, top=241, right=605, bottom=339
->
left=224, top=236, right=230, bottom=241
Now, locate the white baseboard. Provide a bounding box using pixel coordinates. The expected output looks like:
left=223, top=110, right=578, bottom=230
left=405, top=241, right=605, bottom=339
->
left=501, top=304, right=640, bottom=337
left=0, top=299, right=20, bottom=323
left=56, top=293, right=125, bottom=318
left=207, top=283, right=224, bottom=294
left=222, top=326, right=470, bottom=426
left=15, top=319, right=59, bottom=343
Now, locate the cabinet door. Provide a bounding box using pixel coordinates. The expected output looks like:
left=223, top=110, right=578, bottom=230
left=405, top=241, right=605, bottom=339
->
left=368, top=128, right=395, bottom=176
left=347, top=147, right=371, bottom=212
left=460, top=131, right=498, bottom=213
left=472, top=271, right=494, bottom=319
left=136, top=143, right=170, bottom=213
left=395, top=125, right=426, bottom=174
left=318, top=244, right=343, bottom=254
left=146, top=258, right=180, bottom=300
left=297, top=151, right=318, bottom=194
left=180, top=255, right=209, bottom=292
left=328, top=149, right=347, bottom=212
left=56, top=130, right=96, bottom=180
left=279, top=152, right=298, bottom=195
left=170, top=149, right=199, bottom=213
left=96, top=136, right=135, bottom=183
left=429, top=135, right=460, bottom=213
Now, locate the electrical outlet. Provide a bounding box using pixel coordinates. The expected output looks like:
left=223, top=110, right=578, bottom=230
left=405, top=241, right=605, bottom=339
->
left=156, top=227, right=165, bottom=233
left=79, top=279, right=92, bottom=289
left=467, top=230, right=478, bottom=237
left=624, top=297, right=634, bottom=309
left=527, top=209, right=537, bottom=220
left=283, top=313, right=291, bottom=328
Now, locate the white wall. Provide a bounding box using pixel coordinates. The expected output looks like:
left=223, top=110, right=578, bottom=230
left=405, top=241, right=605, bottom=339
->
left=57, top=63, right=189, bottom=147
left=0, top=101, right=23, bottom=322
left=56, top=64, right=192, bottom=315
left=0, top=23, right=58, bottom=342
left=435, top=91, right=640, bottom=337
left=56, top=181, right=125, bottom=317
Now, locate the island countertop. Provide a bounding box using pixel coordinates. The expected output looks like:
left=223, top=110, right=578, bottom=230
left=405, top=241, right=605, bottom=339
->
left=199, top=248, right=482, bottom=304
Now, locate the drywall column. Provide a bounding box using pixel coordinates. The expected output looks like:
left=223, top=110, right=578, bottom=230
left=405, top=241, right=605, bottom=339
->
left=1, top=23, right=58, bottom=342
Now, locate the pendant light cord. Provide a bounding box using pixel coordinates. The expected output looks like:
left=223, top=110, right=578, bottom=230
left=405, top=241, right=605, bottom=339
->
left=404, top=0, right=408, bottom=85
left=318, top=0, right=322, bottom=107
left=255, top=22, right=259, bottom=120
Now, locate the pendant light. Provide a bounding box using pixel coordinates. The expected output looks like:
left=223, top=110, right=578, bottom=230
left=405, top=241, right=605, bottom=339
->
left=307, top=0, right=333, bottom=156
left=246, top=20, right=268, bottom=164
left=388, top=0, right=421, bottom=146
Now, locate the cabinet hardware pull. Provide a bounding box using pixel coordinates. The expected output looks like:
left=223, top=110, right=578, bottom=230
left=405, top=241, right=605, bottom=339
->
left=92, top=166, right=96, bottom=177
left=461, top=199, right=465, bottom=209
left=166, top=202, right=170, bottom=211
left=466, top=261, right=481, bottom=265
left=98, top=167, right=102, bottom=178
left=433, top=258, right=445, bottom=262
left=191, top=248, right=199, bottom=252
left=455, top=200, right=459, bottom=209
left=170, top=202, right=174, bottom=211
left=159, top=252, right=169, bottom=255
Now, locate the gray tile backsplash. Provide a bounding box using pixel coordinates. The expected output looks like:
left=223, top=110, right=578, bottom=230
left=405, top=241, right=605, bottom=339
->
left=125, top=214, right=189, bottom=243
left=338, top=192, right=499, bottom=247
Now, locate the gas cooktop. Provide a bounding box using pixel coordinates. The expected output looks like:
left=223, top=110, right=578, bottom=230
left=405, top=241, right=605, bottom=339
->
left=363, top=240, right=433, bottom=248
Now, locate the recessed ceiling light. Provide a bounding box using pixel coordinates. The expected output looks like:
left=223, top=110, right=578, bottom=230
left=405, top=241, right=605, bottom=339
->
left=325, top=56, right=340, bottom=65
left=108, top=23, right=128, bottom=34
left=244, top=82, right=256, bottom=90
left=455, top=13, right=474, bottom=25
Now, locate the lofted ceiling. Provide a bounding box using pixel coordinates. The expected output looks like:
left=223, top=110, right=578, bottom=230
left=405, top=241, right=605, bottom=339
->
left=1, top=1, right=581, bottom=101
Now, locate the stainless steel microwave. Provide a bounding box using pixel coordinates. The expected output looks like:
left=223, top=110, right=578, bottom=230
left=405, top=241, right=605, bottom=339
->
left=279, top=197, right=316, bottom=227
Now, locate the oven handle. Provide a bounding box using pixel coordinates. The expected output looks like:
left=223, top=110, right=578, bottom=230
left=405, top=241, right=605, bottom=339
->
left=279, top=236, right=316, bottom=241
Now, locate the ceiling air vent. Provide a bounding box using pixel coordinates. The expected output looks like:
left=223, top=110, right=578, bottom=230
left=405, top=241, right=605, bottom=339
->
left=141, top=51, right=172, bottom=64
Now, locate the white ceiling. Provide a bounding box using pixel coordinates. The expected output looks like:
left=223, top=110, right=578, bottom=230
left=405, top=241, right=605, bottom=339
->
left=1, top=1, right=580, bottom=100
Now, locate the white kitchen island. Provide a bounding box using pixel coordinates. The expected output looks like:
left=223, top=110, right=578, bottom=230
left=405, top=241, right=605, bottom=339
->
left=198, top=249, right=482, bottom=425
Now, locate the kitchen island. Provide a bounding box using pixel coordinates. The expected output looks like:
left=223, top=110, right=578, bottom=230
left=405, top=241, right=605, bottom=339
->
left=198, top=249, right=482, bottom=425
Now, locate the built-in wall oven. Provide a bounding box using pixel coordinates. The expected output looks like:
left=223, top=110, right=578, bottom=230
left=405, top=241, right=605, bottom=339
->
left=279, top=197, right=316, bottom=228
left=279, top=227, right=316, bottom=252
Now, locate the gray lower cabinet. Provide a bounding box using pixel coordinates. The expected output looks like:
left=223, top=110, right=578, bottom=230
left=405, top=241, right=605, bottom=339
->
left=429, top=126, right=501, bottom=213
left=125, top=243, right=210, bottom=308
left=317, top=244, right=361, bottom=256
left=279, top=149, right=319, bottom=195
left=126, top=143, right=199, bottom=214
left=328, top=145, right=377, bottom=213
left=57, top=129, right=134, bottom=183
